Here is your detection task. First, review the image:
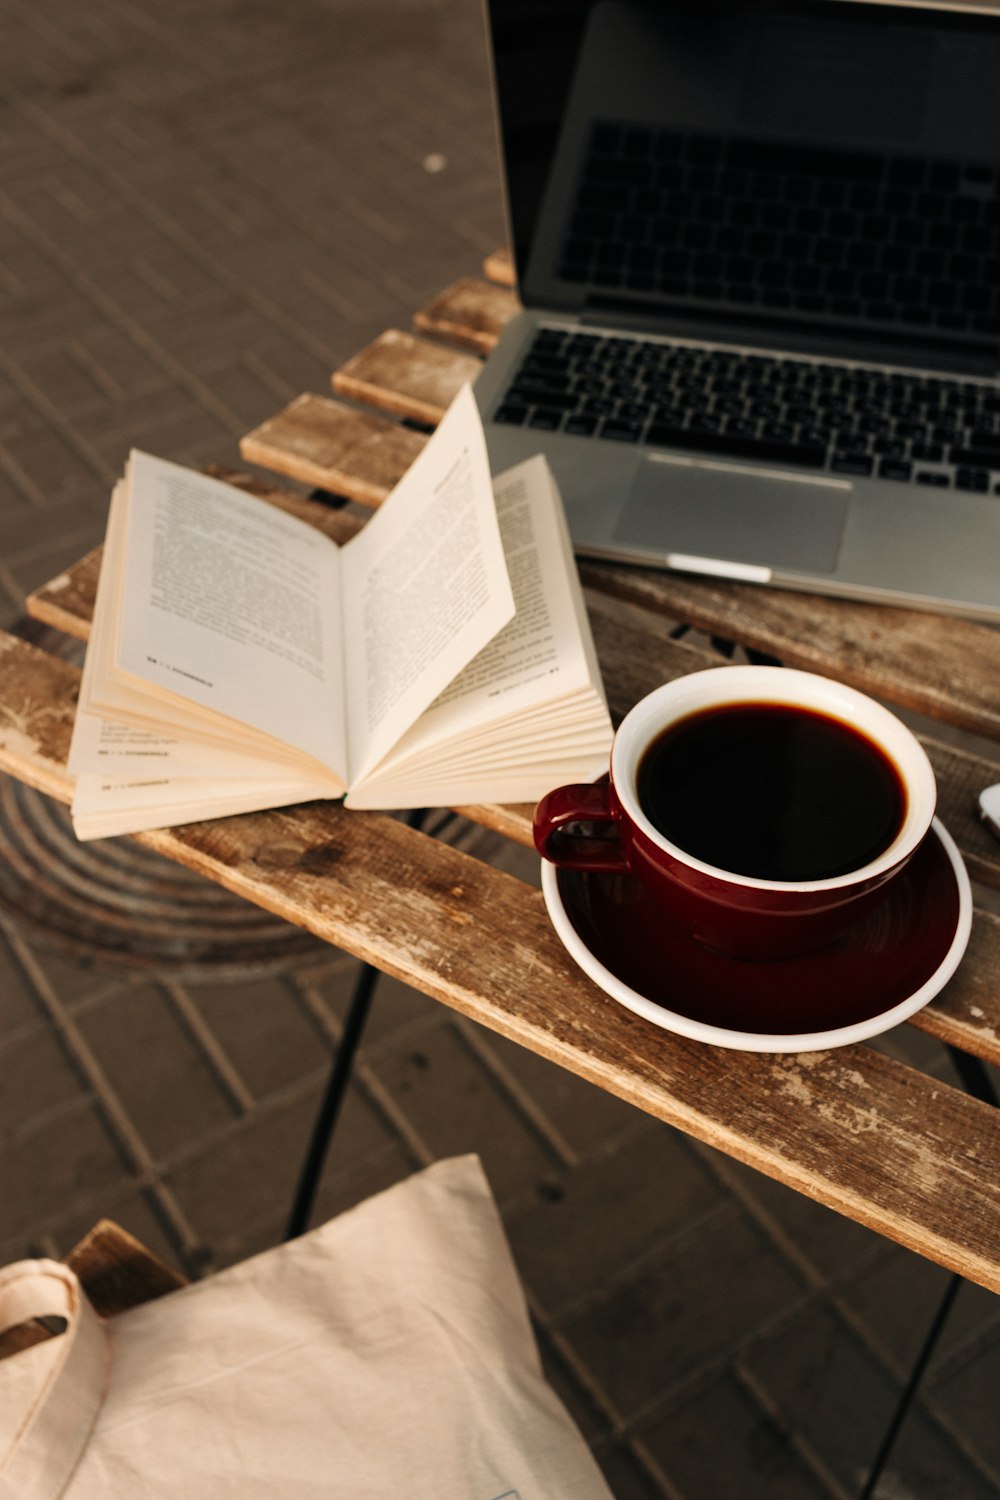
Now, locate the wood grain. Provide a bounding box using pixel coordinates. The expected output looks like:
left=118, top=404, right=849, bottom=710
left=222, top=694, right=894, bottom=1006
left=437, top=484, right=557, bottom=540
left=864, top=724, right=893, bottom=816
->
left=19, top=471, right=1000, bottom=890
left=576, top=559, right=1000, bottom=742
left=66, top=1220, right=186, bottom=1315
left=332, top=329, right=481, bottom=424
left=412, top=276, right=520, bottom=354
left=483, top=247, right=515, bottom=286
left=1, top=707, right=997, bottom=1291
left=239, top=393, right=425, bottom=506
left=1, top=623, right=997, bottom=1045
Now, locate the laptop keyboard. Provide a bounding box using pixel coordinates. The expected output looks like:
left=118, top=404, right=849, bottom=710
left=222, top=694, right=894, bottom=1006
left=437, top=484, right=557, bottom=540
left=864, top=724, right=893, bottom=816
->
left=493, top=328, right=1000, bottom=494
left=560, top=124, right=1000, bottom=341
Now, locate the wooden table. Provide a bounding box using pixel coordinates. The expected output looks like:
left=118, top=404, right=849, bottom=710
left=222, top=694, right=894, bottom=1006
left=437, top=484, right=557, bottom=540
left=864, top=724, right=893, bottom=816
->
left=3, top=248, right=1000, bottom=1297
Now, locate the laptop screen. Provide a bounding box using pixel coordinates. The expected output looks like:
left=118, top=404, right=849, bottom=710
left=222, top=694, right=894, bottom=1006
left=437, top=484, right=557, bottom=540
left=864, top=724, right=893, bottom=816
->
left=484, top=0, right=1000, bottom=366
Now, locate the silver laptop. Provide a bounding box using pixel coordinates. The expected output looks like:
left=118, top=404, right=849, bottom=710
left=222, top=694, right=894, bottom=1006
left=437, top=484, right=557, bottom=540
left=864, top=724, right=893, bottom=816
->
left=474, top=0, right=1000, bottom=621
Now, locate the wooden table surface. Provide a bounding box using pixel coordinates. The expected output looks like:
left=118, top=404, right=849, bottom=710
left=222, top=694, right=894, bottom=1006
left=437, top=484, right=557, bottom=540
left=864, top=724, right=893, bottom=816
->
left=3, top=248, right=1000, bottom=1294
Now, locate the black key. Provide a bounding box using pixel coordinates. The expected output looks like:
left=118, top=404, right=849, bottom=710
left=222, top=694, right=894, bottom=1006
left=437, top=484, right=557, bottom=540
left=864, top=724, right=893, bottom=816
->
left=515, top=362, right=566, bottom=386
left=645, top=423, right=826, bottom=467
left=955, top=467, right=990, bottom=492
left=949, top=445, right=1000, bottom=471
left=522, top=353, right=570, bottom=373
left=494, top=403, right=528, bottom=426
left=874, top=437, right=907, bottom=458
left=916, top=471, right=950, bottom=486
left=724, top=417, right=757, bottom=438
left=955, top=427, right=1000, bottom=453
left=528, top=410, right=563, bottom=431
left=878, top=458, right=913, bottom=482
left=831, top=454, right=874, bottom=476
left=509, top=386, right=578, bottom=411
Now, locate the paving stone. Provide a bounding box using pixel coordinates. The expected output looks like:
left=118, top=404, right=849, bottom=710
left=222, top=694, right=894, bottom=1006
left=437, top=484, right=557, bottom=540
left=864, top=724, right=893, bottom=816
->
left=188, top=974, right=330, bottom=1102
left=930, top=1322, right=1000, bottom=1475
left=507, top=1123, right=724, bottom=1318
left=635, top=1369, right=833, bottom=1500
left=0, top=1026, right=86, bottom=1133
left=304, top=1135, right=421, bottom=1249
left=0, top=489, right=106, bottom=565
left=0, top=922, right=49, bottom=1035
left=10, top=346, right=113, bottom=415
left=366, top=1017, right=559, bottom=1201
left=702, top=1149, right=883, bottom=1285
left=472, top=1024, right=645, bottom=1158
left=559, top=1203, right=809, bottom=1419
left=2, top=423, right=103, bottom=506
left=163, top=1083, right=401, bottom=1256
left=839, top=1245, right=981, bottom=1371
left=878, top=1418, right=1000, bottom=1500
left=70, top=324, right=178, bottom=399
left=587, top=1443, right=669, bottom=1500
left=742, top=1299, right=1000, bottom=1496
left=533, top=1322, right=612, bottom=1446
left=0, top=1096, right=127, bottom=1246
left=74, top=980, right=239, bottom=1157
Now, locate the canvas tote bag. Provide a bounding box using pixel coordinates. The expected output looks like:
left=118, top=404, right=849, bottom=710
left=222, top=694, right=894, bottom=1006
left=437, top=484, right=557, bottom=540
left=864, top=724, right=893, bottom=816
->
left=0, top=1155, right=614, bottom=1499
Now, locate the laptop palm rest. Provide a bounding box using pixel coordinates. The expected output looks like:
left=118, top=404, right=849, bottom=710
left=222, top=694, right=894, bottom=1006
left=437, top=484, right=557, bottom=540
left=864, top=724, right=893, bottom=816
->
left=613, top=455, right=851, bottom=574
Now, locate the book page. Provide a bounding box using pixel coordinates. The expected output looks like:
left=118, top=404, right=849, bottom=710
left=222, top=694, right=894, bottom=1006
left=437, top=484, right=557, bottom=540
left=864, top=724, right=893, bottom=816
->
left=71, top=770, right=326, bottom=841
left=71, top=479, right=339, bottom=787
left=115, top=453, right=348, bottom=776
left=348, top=453, right=609, bottom=801
left=341, top=384, right=515, bottom=784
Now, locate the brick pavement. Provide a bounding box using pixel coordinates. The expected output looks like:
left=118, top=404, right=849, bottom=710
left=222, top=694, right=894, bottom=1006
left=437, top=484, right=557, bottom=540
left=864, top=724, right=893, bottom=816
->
left=1, top=2, right=999, bottom=1496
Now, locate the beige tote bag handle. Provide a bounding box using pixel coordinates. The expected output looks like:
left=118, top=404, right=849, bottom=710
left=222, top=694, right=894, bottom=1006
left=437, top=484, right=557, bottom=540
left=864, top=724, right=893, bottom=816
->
left=0, top=1261, right=109, bottom=1500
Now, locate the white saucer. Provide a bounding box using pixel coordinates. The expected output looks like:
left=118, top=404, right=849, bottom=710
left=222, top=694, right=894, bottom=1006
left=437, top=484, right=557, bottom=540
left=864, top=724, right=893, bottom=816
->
left=541, top=817, right=972, bottom=1053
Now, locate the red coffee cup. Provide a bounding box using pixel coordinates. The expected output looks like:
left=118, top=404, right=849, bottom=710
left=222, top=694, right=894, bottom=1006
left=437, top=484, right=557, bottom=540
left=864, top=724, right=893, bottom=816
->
left=534, top=666, right=937, bottom=961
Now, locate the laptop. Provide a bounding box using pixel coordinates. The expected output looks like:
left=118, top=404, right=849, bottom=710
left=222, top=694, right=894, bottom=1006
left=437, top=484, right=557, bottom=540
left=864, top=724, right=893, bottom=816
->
left=474, top=0, right=1000, bottom=621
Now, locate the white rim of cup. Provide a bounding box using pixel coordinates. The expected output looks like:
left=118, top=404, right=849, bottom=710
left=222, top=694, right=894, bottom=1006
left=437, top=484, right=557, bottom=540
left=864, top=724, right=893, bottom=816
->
left=611, top=666, right=937, bottom=894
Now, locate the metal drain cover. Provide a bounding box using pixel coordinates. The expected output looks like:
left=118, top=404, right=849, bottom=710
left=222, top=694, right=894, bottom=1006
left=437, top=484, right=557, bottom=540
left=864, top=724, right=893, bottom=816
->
left=0, top=773, right=327, bottom=978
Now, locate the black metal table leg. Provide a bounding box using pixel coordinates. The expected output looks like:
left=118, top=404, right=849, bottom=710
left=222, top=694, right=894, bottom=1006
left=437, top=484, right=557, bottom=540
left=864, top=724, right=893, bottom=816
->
left=283, top=807, right=426, bottom=1240
left=858, top=1049, right=998, bottom=1498
left=284, top=956, right=381, bottom=1240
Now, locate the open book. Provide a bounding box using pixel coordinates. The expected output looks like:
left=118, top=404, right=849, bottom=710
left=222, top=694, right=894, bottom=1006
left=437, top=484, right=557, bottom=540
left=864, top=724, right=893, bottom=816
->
left=68, top=385, right=613, bottom=840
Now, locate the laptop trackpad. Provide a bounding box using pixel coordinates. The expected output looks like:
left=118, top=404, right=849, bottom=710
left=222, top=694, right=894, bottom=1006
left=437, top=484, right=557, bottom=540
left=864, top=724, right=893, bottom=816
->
left=614, top=455, right=851, bottom=573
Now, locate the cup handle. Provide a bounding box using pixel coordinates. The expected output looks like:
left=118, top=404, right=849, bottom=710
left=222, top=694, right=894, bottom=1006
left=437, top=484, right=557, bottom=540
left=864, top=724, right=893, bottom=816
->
left=533, top=783, right=629, bottom=872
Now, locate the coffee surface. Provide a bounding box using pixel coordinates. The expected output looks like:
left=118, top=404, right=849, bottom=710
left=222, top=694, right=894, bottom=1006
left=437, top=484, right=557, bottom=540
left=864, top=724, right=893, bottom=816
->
left=636, top=702, right=906, bottom=881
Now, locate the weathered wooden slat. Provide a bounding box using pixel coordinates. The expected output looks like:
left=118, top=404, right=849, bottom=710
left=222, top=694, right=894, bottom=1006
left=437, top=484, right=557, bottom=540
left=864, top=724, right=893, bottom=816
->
left=0, top=635, right=78, bottom=800
left=239, top=393, right=425, bottom=506
left=0, top=674, right=997, bottom=1292
left=483, top=246, right=515, bottom=287
left=412, top=276, right=520, bottom=355
left=66, top=1221, right=186, bottom=1315
left=20, top=469, right=1000, bottom=891
left=129, top=812, right=1000, bottom=1295
left=332, top=329, right=481, bottom=424
left=2, top=626, right=998, bottom=1070
left=25, top=547, right=103, bottom=643
left=576, top=559, right=1000, bottom=743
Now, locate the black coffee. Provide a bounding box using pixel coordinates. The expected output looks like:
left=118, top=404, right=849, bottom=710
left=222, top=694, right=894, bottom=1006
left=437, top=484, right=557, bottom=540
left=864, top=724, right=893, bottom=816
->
left=636, top=702, right=907, bottom=881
